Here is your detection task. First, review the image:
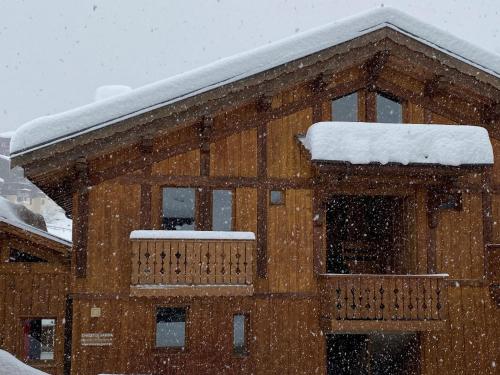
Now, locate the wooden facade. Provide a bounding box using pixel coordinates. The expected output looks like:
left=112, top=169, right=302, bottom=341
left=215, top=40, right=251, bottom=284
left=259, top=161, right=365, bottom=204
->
left=0, top=219, right=70, bottom=375
left=7, top=21, right=500, bottom=375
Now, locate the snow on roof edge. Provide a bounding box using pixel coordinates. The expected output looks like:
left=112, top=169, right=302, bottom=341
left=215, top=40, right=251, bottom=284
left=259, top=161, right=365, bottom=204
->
left=0, top=217, right=72, bottom=247
left=10, top=7, right=500, bottom=157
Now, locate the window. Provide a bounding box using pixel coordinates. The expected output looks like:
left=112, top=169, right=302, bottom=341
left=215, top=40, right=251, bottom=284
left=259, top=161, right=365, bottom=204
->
left=233, top=314, right=248, bottom=355
left=162, top=188, right=196, bottom=230
left=9, top=249, right=46, bottom=263
left=22, top=318, right=55, bottom=360
left=212, top=190, right=233, bottom=231
left=269, top=190, right=284, bottom=205
left=376, top=93, right=402, bottom=123
left=156, top=307, right=186, bottom=348
left=331, top=93, right=358, bottom=122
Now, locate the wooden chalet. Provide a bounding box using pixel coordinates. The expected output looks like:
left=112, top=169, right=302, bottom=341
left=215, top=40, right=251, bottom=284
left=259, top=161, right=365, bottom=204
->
left=0, top=200, right=71, bottom=374
left=7, top=7, right=500, bottom=375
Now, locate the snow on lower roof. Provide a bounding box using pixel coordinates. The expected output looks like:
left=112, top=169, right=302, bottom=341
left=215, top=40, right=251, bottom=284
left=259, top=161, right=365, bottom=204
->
left=130, top=230, right=256, bottom=241
left=302, top=122, right=493, bottom=166
left=0, top=196, right=71, bottom=246
left=10, top=7, right=500, bottom=156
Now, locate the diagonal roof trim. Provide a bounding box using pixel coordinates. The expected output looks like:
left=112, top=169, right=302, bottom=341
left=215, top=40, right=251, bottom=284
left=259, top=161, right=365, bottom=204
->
left=0, top=217, right=72, bottom=248
left=10, top=7, right=500, bottom=157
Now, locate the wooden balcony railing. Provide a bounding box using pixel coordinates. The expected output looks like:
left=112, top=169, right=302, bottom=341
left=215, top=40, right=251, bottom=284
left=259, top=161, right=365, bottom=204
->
left=319, top=274, right=448, bottom=330
left=130, top=231, right=255, bottom=296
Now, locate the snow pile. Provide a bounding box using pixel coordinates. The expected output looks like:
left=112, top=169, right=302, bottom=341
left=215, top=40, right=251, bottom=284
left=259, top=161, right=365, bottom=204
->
left=0, top=350, right=48, bottom=375
left=94, top=85, right=132, bottom=102
left=10, top=7, right=500, bottom=156
left=130, top=230, right=256, bottom=241
left=303, top=122, right=493, bottom=166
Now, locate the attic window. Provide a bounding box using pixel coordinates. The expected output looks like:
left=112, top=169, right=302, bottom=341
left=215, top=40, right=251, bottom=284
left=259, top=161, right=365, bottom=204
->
left=331, top=93, right=358, bottom=122
left=376, top=93, right=402, bottom=123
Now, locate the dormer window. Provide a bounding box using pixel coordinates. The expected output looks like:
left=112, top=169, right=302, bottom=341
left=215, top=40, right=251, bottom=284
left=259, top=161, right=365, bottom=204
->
left=376, top=93, right=402, bottom=123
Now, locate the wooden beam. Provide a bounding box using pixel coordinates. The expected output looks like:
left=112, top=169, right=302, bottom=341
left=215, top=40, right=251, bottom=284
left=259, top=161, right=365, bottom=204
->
left=74, top=157, right=89, bottom=278
left=423, top=75, right=448, bottom=98
left=256, top=118, right=268, bottom=278
left=363, top=50, right=390, bottom=89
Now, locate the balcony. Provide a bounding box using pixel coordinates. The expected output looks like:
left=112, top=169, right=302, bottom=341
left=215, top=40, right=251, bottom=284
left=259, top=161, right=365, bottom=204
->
left=130, top=231, right=255, bottom=297
left=319, top=274, right=449, bottom=331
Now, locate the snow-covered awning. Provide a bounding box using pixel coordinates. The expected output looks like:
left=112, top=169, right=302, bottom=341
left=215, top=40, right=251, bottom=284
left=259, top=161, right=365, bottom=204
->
left=301, top=122, right=493, bottom=167
left=130, top=230, right=256, bottom=241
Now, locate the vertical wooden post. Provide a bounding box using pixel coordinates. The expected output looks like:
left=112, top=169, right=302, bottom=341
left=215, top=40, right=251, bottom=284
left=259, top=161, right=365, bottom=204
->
left=74, top=157, right=89, bottom=278
left=198, top=117, right=213, bottom=231
left=0, top=234, right=9, bottom=262
left=482, top=169, right=493, bottom=278
left=426, top=189, right=438, bottom=274
left=365, top=90, right=377, bottom=122
left=256, top=95, right=270, bottom=278
left=140, top=137, right=154, bottom=230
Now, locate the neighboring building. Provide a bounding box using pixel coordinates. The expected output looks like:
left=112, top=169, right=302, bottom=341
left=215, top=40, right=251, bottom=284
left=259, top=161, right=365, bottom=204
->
left=0, top=148, right=72, bottom=241
left=0, top=132, right=13, bottom=156
left=7, top=8, right=500, bottom=375
left=0, top=197, right=71, bottom=375
left=0, top=154, right=47, bottom=213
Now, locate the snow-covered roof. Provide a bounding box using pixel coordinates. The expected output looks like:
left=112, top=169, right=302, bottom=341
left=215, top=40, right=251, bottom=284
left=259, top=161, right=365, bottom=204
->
left=0, top=196, right=71, bottom=246
left=302, top=122, right=494, bottom=166
left=0, top=350, right=49, bottom=375
left=130, top=230, right=256, bottom=241
left=10, top=7, right=500, bottom=157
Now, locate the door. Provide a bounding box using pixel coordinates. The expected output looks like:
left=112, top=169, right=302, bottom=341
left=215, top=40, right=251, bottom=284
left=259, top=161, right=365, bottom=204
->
left=326, top=196, right=404, bottom=274
left=326, top=333, right=420, bottom=375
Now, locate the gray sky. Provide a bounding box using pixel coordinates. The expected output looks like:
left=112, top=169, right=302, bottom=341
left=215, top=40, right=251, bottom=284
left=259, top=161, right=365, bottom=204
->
left=1, top=0, right=499, bottom=134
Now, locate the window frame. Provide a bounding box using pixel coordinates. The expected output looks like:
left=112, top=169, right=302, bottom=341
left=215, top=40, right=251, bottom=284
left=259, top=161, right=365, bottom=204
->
left=329, top=89, right=407, bottom=123
left=269, top=190, right=285, bottom=206
left=19, top=316, right=57, bottom=363
left=160, top=186, right=197, bottom=231
left=232, top=312, right=250, bottom=357
left=154, top=305, right=189, bottom=352
left=375, top=91, right=404, bottom=123
left=159, top=185, right=235, bottom=231
left=211, top=188, right=236, bottom=232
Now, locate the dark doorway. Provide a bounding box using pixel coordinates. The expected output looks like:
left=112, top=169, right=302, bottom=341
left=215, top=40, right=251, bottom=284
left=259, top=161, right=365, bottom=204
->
left=326, top=195, right=405, bottom=274
left=326, top=333, right=420, bottom=375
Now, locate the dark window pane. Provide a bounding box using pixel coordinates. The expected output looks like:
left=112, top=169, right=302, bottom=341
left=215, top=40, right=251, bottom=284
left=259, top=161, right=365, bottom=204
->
left=212, top=190, right=233, bottom=231
left=23, top=319, right=55, bottom=360
left=376, top=94, right=402, bottom=123
left=270, top=190, right=284, bottom=205
left=233, top=314, right=246, bottom=354
left=331, top=93, right=358, bottom=122
left=156, top=308, right=186, bottom=348
left=9, top=249, right=46, bottom=263
left=162, top=188, right=195, bottom=230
